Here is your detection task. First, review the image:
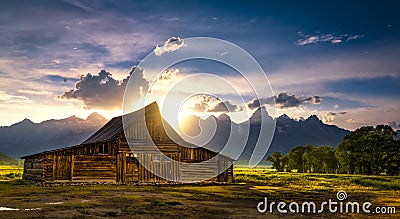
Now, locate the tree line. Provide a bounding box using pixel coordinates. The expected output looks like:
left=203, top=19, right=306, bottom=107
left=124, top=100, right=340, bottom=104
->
left=267, top=125, right=400, bottom=175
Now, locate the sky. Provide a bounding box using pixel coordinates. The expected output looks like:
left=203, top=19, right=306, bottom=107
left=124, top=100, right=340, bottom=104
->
left=0, top=0, right=399, bottom=131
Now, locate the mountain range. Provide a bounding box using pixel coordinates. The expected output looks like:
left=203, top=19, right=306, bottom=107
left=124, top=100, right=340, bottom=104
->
left=0, top=151, right=18, bottom=165
left=180, top=107, right=350, bottom=165
left=0, top=113, right=108, bottom=158
left=0, top=109, right=350, bottom=166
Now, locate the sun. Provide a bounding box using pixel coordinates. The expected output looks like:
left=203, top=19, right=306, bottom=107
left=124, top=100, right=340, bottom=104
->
left=177, top=102, right=200, bottom=136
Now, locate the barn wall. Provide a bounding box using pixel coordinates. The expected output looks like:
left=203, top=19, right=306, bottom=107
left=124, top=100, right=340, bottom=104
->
left=180, top=146, right=215, bottom=162
left=119, top=130, right=234, bottom=183
left=125, top=155, right=139, bottom=183
left=32, top=141, right=120, bottom=182
left=218, top=159, right=234, bottom=182
left=137, top=153, right=180, bottom=183
left=117, top=130, right=182, bottom=183
left=179, top=147, right=234, bottom=183
left=47, top=154, right=117, bottom=182
left=23, top=141, right=233, bottom=183
left=72, top=155, right=117, bottom=182
left=23, top=155, right=45, bottom=181
left=43, top=154, right=54, bottom=181
left=180, top=160, right=218, bottom=182
left=116, top=152, right=181, bottom=183
left=119, top=107, right=234, bottom=183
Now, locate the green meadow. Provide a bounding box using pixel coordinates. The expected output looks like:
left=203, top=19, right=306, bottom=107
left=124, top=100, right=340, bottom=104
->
left=0, top=166, right=398, bottom=218
left=0, top=166, right=23, bottom=181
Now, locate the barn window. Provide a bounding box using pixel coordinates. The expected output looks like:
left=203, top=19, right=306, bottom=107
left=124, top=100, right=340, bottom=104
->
left=30, top=162, right=34, bottom=169
left=153, top=155, right=161, bottom=162
left=99, top=144, right=109, bottom=155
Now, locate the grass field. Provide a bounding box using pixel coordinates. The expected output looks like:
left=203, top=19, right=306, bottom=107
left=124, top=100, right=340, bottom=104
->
left=0, top=166, right=398, bottom=218
left=0, top=165, right=23, bottom=181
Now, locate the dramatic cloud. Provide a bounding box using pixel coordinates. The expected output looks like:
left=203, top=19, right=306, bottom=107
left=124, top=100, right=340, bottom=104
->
left=275, top=93, right=321, bottom=108
left=321, top=111, right=347, bottom=123
left=59, top=67, right=148, bottom=109
left=208, top=100, right=244, bottom=112
left=154, top=37, right=185, bottom=56
left=158, top=68, right=179, bottom=80
left=192, top=95, right=243, bottom=113
left=0, top=0, right=398, bottom=131
left=297, top=32, right=364, bottom=46
left=247, top=92, right=321, bottom=109
left=246, top=97, right=274, bottom=110
left=302, top=95, right=321, bottom=104
left=193, top=95, right=212, bottom=112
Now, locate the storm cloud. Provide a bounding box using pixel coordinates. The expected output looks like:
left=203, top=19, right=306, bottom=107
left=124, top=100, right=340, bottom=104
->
left=247, top=92, right=322, bottom=109
left=192, top=95, right=243, bottom=113
left=60, top=67, right=148, bottom=109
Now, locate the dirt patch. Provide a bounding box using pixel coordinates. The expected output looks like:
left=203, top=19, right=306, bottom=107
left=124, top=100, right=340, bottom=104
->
left=87, top=208, right=122, bottom=217
left=0, top=178, right=399, bottom=218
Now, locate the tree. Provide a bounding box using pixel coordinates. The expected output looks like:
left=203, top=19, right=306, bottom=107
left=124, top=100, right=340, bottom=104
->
left=286, top=145, right=313, bottom=173
left=385, top=140, right=400, bottom=176
left=304, top=146, right=337, bottom=173
left=335, top=125, right=399, bottom=175
left=267, top=152, right=286, bottom=172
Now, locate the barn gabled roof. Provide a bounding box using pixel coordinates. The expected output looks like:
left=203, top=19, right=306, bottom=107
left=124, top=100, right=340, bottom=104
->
left=81, top=116, right=123, bottom=145
left=20, top=103, right=154, bottom=159
left=82, top=101, right=198, bottom=147
left=81, top=101, right=175, bottom=145
left=21, top=102, right=233, bottom=160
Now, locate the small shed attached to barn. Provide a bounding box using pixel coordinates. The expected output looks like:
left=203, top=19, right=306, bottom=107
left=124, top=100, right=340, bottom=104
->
left=21, top=102, right=234, bottom=183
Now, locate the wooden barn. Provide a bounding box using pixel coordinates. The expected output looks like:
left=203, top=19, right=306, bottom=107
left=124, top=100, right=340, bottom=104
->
left=21, top=102, right=234, bottom=183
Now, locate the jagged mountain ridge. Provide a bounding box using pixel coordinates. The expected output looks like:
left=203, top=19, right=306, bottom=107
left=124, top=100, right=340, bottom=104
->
left=1, top=108, right=349, bottom=166
left=0, top=113, right=108, bottom=157
left=181, top=107, right=349, bottom=165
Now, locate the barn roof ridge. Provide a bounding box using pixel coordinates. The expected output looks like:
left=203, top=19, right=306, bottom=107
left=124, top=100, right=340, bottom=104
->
left=81, top=101, right=162, bottom=145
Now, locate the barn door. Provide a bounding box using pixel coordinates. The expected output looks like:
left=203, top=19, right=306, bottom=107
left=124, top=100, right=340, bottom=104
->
left=54, top=155, right=72, bottom=180
left=126, top=156, right=139, bottom=182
